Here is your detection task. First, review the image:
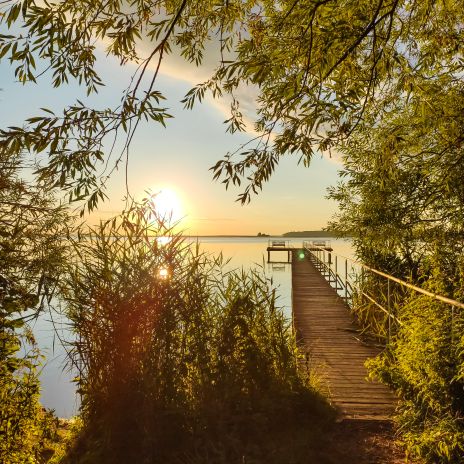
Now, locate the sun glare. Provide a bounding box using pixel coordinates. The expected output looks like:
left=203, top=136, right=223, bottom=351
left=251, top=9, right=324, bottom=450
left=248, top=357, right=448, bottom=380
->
left=152, top=188, right=183, bottom=223
left=158, top=268, right=169, bottom=279
left=156, top=236, right=172, bottom=246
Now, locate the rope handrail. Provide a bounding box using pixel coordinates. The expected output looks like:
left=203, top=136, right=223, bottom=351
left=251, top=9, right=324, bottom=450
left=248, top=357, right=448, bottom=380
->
left=304, top=244, right=464, bottom=311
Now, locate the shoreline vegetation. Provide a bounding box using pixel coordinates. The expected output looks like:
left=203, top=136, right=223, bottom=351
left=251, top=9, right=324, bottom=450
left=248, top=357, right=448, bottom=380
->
left=282, top=231, right=337, bottom=238
left=48, top=200, right=337, bottom=464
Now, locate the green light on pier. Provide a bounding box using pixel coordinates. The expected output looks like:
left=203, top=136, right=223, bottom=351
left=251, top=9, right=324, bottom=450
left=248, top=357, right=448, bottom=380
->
left=298, top=252, right=305, bottom=260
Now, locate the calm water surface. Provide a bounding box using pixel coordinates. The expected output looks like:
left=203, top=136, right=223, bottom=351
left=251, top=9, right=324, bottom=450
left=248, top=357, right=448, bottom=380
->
left=34, top=237, right=353, bottom=417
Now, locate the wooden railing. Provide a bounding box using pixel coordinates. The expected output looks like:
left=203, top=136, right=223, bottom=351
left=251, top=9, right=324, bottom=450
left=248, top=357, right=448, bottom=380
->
left=303, top=243, right=464, bottom=343
left=303, top=241, right=354, bottom=304
left=268, top=239, right=291, bottom=248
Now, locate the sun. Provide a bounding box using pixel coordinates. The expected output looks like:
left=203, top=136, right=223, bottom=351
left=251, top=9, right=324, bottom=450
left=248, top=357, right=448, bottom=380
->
left=152, top=188, right=183, bottom=223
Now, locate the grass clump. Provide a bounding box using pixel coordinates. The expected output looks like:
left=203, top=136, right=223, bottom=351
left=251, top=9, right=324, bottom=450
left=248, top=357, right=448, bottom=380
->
left=60, top=197, right=333, bottom=464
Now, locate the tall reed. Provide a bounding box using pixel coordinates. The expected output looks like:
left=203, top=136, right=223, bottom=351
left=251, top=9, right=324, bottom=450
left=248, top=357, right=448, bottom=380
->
left=61, top=198, right=331, bottom=463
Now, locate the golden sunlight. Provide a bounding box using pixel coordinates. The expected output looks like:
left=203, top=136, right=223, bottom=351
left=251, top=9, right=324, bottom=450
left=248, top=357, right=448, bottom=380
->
left=158, top=268, right=169, bottom=279
left=156, top=236, right=172, bottom=246
left=152, top=188, right=183, bottom=223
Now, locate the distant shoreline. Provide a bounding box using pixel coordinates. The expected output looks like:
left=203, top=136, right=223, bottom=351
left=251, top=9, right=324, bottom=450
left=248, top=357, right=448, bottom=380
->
left=186, top=235, right=269, bottom=238
left=282, top=231, right=337, bottom=238
left=185, top=232, right=340, bottom=238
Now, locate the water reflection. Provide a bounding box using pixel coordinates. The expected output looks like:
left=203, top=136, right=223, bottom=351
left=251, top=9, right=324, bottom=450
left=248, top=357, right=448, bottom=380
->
left=32, top=310, right=78, bottom=418
left=270, top=263, right=288, bottom=272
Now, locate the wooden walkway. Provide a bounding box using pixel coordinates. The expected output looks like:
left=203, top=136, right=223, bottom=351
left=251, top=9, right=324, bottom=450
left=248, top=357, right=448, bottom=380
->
left=291, top=250, right=395, bottom=419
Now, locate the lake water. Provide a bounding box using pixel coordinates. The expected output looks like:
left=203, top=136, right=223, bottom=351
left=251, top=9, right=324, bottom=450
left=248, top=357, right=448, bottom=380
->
left=33, top=236, right=353, bottom=417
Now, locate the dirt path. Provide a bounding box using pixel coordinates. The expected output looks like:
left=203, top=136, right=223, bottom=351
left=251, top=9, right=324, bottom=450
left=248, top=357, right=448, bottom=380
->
left=312, top=419, right=410, bottom=464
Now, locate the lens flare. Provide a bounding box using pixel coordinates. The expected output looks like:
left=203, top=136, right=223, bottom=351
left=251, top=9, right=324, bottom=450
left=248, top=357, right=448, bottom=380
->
left=158, top=268, right=169, bottom=279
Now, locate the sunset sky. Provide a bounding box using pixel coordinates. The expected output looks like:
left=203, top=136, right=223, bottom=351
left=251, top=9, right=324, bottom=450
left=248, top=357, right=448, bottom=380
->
left=0, top=44, right=341, bottom=235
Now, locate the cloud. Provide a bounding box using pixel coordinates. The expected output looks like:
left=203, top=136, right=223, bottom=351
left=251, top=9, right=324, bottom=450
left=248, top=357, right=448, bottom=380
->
left=97, top=35, right=342, bottom=165
left=324, top=150, right=344, bottom=165
left=135, top=37, right=262, bottom=136
left=153, top=46, right=344, bottom=166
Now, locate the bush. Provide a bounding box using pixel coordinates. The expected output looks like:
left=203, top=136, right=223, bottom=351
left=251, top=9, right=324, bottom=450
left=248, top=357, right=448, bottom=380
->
left=61, top=198, right=332, bottom=464
left=367, top=262, right=464, bottom=463
left=0, top=326, right=60, bottom=464
left=0, top=147, right=72, bottom=463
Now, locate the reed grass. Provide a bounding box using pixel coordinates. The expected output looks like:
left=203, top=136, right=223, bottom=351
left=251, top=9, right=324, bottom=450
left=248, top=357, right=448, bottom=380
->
left=60, top=198, right=333, bottom=463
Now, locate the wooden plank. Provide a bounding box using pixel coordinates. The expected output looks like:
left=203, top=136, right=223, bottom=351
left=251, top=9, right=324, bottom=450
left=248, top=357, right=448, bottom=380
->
left=291, top=250, right=395, bottom=419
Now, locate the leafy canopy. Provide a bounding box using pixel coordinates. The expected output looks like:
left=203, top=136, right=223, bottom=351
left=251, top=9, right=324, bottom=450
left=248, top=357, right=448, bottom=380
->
left=1, top=0, right=463, bottom=208
left=0, top=144, right=72, bottom=463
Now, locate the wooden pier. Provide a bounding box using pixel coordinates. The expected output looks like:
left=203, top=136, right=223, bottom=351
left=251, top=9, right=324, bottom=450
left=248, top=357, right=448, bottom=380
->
left=267, top=246, right=293, bottom=263
left=291, top=249, right=395, bottom=419
left=266, top=240, right=332, bottom=263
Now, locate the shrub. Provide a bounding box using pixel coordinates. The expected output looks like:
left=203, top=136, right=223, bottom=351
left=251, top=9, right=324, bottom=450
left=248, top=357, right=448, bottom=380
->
left=0, top=326, right=60, bottom=463
left=367, top=259, right=464, bottom=463
left=61, top=198, right=331, bottom=463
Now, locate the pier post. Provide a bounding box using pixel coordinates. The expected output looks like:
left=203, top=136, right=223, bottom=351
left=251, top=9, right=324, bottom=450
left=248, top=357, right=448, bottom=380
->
left=328, top=252, right=332, bottom=282
left=387, top=279, right=391, bottom=342
left=345, top=259, right=348, bottom=301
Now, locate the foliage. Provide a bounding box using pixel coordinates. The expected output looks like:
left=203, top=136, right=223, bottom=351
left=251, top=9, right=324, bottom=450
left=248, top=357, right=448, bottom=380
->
left=60, top=197, right=332, bottom=463
left=367, top=270, right=464, bottom=462
left=0, top=149, right=72, bottom=462
left=2, top=0, right=464, bottom=461
left=329, top=96, right=464, bottom=460
left=328, top=82, right=464, bottom=280
left=0, top=329, right=39, bottom=463
left=327, top=62, right=464, bottom=461
left=44, top=418, right=84, bottom=464
left=1, top=0, right=463, bottom=206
